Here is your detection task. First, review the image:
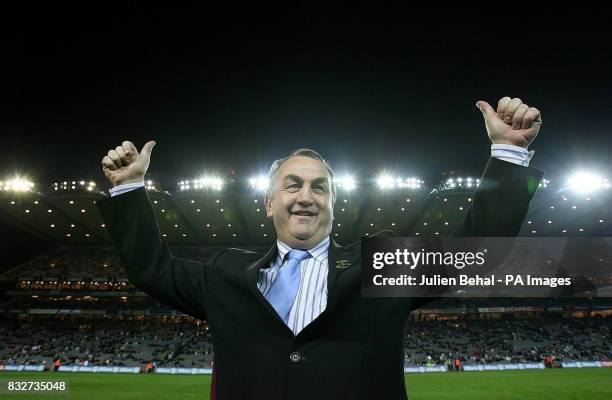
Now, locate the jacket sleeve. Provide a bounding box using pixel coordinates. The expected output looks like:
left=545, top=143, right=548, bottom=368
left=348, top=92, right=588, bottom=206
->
left=97, top=187, right=211, bottom=320
left=450, top=157, right=544, bottom=237
left=412, top=158, right=544, bottom=310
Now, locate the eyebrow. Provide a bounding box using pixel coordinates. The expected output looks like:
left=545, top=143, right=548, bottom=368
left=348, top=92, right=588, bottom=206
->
left=282, top=174, right=329, bottom=186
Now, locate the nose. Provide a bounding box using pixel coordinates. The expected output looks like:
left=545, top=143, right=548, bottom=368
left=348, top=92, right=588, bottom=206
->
left=296, top=186, right=314, bottom=206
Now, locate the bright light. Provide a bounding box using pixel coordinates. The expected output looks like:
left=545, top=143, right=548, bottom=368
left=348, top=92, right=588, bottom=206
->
left=377, top=173, right=423, bottom=190
left=337, top=175, right=356, bottom=191
left=0, top=177, right=35, bottom=192
left=249, top=175, right=269, bottom=192
left=376, top=174, right=394, bottom=190
left=443, top=177, right=480, bottom=191
left=566, top=172, right=610, bottom=193
left=179, top=175, right=224, bottom=191
left=145, top=180, right=157, bottom=191
left=52, top=179, right=97, bottom=191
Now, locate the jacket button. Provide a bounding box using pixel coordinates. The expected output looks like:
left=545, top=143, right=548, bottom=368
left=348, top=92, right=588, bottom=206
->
left=289, top=352, right=302, bottom=363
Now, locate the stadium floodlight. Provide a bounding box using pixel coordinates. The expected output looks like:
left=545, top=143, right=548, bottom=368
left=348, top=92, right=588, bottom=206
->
left=538, top=179, right=550, bottom=188
left=399, top=177, right=423, bottom=189
left=336, top=175, right=356, bottom=192
left=249, top=175, right=270, bottom=192
left=145, top=180, right=157, bottom=191
left=376, top=174, right=395, bottom=190
left=442, top=176, right=480, bottom=191
left=0, top=177, right=35, bottom=192
left=377, top=173, right=423, bottom=190
left=83, top=180, right=96, bottom=191
left=179, top=175, right=224, bottom=191
left=52, top=180, right=98, bottom=191
left=566, top=171, right=610, bottom=194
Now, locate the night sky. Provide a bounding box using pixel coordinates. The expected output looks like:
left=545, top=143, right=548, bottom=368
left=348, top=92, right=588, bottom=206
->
left=1, top=19, right=612, bottom=267
left=3, top=21, right=611, bottom=190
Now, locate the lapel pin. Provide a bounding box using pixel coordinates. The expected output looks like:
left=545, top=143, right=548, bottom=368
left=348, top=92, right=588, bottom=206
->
left=336, top=259, right=351, bottom=269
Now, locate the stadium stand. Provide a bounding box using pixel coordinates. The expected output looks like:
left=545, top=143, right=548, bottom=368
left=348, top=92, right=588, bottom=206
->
left=0, top=174, right=610, bottom=370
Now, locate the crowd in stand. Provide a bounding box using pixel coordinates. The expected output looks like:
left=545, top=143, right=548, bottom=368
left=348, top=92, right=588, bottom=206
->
left=403, top=316, right=612, bottom=366
left=1, top=247, right=611, bottom=370
left=0, top=246, right=260, bottom=282
left=1, top=314, right=610, bottom=369
left=16, top=296, right=158, bottom=311
left=0, top=316, right=213, bottom=369
left=1, top=248, right=124, bottom=280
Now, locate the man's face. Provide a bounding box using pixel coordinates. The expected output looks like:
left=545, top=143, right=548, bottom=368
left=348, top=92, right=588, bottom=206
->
left=265, top=156, right=334, bottom=249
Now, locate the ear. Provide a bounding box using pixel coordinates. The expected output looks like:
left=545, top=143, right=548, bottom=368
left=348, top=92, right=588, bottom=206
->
left=264, top=194, right=274, bottom=218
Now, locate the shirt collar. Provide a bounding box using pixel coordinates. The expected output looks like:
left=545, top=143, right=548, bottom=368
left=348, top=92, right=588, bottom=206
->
left=276, top=236, right=330, bottom=263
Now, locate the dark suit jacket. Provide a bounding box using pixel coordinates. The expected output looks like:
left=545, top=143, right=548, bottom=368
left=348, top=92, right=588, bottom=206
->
left=97, top=158, right=543, bottom=400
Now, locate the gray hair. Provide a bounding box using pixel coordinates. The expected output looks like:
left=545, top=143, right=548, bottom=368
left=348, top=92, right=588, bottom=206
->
left=266, top=148, right=337, bottom=203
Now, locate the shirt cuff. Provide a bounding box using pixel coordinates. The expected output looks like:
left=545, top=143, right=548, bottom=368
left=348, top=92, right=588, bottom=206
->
left=109, top=182, right=145, bottom=197
left=491, top=144, right=534, bottom=167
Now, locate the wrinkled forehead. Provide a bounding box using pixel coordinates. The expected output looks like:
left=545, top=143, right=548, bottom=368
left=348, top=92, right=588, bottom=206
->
left=275, top=156, right=331, bottom=184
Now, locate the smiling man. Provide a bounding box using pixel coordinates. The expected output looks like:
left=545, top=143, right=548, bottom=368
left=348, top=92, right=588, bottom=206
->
left=98, top=97, right=544, bottom=399
left=265, top=151, right=335, bottom=249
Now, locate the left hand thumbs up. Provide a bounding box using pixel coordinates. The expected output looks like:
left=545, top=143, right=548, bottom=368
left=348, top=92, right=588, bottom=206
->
left=477, top=97, right=542, bottom=149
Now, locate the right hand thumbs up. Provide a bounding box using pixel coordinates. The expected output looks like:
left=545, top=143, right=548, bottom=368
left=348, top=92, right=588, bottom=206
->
left=102, top=140, right=156, bottom=187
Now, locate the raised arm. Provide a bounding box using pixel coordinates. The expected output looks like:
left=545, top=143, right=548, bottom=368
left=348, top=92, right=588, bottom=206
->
left=452, top=97, right=544, bottom=237
left=412, top=98, right=544, bottom=309
left=98, top=140, right=211, bottom=320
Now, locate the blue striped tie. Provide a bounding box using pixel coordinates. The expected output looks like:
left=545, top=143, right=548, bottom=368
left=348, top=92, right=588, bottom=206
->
left=265, top=249, right=311, bottom=323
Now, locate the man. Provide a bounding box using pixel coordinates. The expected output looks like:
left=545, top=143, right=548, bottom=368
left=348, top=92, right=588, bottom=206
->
left=98, top=97, right=543, bottom=399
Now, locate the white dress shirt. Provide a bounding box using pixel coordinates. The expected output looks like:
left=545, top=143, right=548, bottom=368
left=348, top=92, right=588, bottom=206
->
left=258, top=237, right=330, bottom=334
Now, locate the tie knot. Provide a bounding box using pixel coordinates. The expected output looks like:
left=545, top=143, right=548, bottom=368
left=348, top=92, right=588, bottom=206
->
left=286, top=249, right=311, bottom=262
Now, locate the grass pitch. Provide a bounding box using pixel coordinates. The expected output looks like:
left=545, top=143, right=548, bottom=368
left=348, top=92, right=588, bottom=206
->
left=1, top=368, right=610, bottom=399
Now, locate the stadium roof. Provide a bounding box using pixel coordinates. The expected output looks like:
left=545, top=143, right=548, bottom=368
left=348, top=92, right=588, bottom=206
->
left=0, top=173, right=609, bottom=246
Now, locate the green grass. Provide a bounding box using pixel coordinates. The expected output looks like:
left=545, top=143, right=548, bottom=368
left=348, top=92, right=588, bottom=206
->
left=0, top=369, right=611, bottom=399
left=404, top=369, right=612, bottom=400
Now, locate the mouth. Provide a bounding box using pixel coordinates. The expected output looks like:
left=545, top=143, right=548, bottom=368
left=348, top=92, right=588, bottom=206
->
left=291, top=211, right=317, bottom=218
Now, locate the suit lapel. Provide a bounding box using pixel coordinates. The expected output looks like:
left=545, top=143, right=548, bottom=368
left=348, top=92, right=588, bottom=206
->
left=327, top=240, right=354, bottom=291
left=244, top=243, right=278, bottom=289
left=326, top=239, right=360, bottom=305
left=243, top=244, right=294, bottom=332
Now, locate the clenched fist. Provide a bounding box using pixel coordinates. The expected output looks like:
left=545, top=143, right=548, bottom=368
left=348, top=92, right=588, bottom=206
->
left=101, top=140, right=156, bottom=187
left=476, top=97, right=542, bottom=149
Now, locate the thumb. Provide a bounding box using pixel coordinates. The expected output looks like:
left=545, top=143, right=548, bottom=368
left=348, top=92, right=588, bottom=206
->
left=475, top=101, right=496, bottom=119
left=140, top=140, right=156, bottom=159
